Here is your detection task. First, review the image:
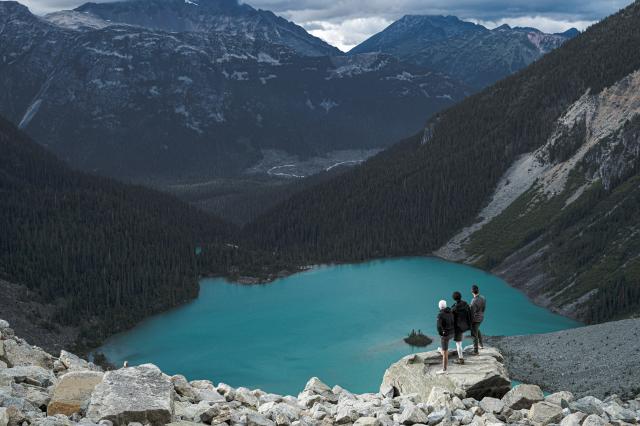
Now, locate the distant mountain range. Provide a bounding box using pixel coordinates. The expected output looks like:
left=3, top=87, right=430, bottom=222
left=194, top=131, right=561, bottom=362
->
left=247, top=1, right=640, bottom=324
left=0, top=0, right=573, bottom=182
left=350, top=15, right=577, bottom=88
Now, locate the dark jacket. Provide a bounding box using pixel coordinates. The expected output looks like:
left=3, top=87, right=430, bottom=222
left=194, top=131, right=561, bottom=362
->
left=470, top=294, right=486, bottom=323
left=451, top=300, right=472, bottom=333
left=437, top=307, right=455, bottom=337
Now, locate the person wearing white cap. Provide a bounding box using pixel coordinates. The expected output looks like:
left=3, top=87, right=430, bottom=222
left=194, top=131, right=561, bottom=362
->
left=436, top=299, right=455, bottom=372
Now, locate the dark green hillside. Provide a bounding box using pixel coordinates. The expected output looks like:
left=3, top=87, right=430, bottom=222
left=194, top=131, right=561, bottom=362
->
left=0, top=116, right=285, bottom=349
left=246, top=1, right=640, bottom=264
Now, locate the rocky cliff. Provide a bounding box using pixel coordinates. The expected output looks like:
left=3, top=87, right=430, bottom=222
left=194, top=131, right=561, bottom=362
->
left=1, top=318, right=639, bottom=426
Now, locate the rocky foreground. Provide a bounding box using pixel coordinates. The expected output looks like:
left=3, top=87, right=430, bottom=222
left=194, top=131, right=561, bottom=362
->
left=1, top=319, right=639, bottom=426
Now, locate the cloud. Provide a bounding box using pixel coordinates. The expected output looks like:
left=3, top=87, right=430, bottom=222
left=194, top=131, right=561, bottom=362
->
left=20, top=0, right=632, bottom=49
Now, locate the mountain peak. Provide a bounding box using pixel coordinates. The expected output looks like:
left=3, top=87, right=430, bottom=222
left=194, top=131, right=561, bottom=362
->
left=74, top=0, right=340, bottom=56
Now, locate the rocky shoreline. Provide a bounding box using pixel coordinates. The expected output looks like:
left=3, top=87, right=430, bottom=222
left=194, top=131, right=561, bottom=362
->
left=486, top=318, right=640, bottom=400
left=2, top=318, right=640, bottom=426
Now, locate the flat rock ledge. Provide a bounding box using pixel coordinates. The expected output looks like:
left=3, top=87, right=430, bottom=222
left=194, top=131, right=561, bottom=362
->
left=380, top=347, right=510, bottom=401
left=1, top=318, right=640, bottom=426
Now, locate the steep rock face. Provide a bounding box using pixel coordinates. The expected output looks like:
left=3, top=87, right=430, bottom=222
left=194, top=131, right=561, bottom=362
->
left=380, top=347, right=510, bottom=401
left=0, top=2, right=466, bottom=180
left=350, top=15, right=575, bottom=88
left=440, top=68, right=640, bottom=321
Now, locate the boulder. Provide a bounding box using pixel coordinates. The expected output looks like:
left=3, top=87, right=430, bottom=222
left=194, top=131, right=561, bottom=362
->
left=0, top=365, right=57, bottom=387
left=86, top=364, right=174, bottom=425
left=582, top=414, right=609, bottom=426
left=502, top=384, right=544, bottom=410
left=0, top=320, right=9, bottom=330
left=561, top=412, right=587, bottom=426
left=427, top=387, right=465, bottom=411
left=398, top=403, right=429, bottom=425
left=426, top=408, right=450, bottom=425
left=479, top=397, right=505, bottom=414
left=234, top=387, right=260, bottom=408
left=171, top=375, right=198, bottom=401
left=546, top=392, right=575, bottom=408
left=571, top=397, right=605, bottom=416
left=354, top=417, right=381, bottom=426
left=48, top=371, right=104, bottom=416
left=58, top=351, right=100, bottom=373
left=2, top=339, right=55, bottom=369
left=529, top=401, right=564, bottom=425
left=380, top=347, right=510, bottom=402
left=603, top=403, right=636, bottom=423
left=0, top=407, right=8, bottom=426
left=241, top=412, right=275, bottom=426
left=11, top=382, right=51, bottom=410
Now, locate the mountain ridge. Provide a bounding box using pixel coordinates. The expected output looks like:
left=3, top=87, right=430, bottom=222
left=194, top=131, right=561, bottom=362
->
left=245, top=0, right=640, bottom=324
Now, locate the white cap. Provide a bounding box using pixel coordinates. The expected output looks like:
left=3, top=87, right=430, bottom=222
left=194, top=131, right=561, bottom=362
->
left=438, top=300, right=447, bottom=310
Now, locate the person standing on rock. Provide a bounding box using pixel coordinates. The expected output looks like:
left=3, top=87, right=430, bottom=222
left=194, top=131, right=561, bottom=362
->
left=451, top=291, right=472, bottom=364
left=436, top=299, right=455, bottom=372
left=470, top=284, right=486, bottom=355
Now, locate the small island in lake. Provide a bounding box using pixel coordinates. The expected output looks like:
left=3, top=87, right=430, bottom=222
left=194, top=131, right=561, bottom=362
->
left=404, top=329, right=432, bottom=347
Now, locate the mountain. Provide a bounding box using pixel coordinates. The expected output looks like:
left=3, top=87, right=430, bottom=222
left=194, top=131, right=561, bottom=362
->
left=246, top=1, right=640, bottom=323
left=0, top=1, right=467, bottom=181
left=0, top=113, right=287, bottom=350
left=350, top=15, right=577, bottom=88
left=73, top=0, right=341, bottom=57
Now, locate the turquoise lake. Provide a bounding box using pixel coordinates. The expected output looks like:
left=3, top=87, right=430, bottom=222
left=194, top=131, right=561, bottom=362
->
left=99, top=257, right=580, bottom=396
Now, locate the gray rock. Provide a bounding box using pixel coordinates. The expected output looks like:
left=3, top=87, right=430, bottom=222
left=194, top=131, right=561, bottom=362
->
left=463, top=398, right=478, bottom=409
left=480, top=397, right=505, bottom=414
left=196, top=388, right=226, bottom=403
left=582, top=414, right=608, bottom=426
left=354, top=417, right=382, bottom=426
left=380, top=384, right=395, bottom=399
left=380, top=347, right=510, bottom=402
left=502, top=385, right=544, bottom=410
left=241, top=412, right=276, bottom=426
left=560, top=412, right=587, bottom=426
left=171, top=375, right=198, bottom=401
left=48, top=371, right=104, bottom=416
left=529, top=401, right=564, bottom=425
left=546, top=392, right=575, bottom=408
left=59, top=351, right=100, bottom=372
left=398, top=404, right=429, bottom=425
left=1, top=365, right=57, bottom=387
left=235, top=387, right=260, bottom=408
left=259, top=401, right=302, bottom=424
left=428, top=387, right=465, bottom=411
left=427, top=408, right=450, bottom=425
left=86, top=364, right=174, bottom=425
left=453, top=409, right=473, bottom=425
left=2, top=339, right=55, bottom=369
left=603, top=403, right=636, bottom=423
left=11, top=382, right=51, bottom=409
left=0, top=320, right=9, bottom=329
left=571, top=397, right=605, bottom=416
left=0, top=407, right=8, bottom=426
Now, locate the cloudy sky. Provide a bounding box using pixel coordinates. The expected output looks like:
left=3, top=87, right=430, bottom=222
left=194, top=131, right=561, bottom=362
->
left=23, top=0, right=632, bottom=51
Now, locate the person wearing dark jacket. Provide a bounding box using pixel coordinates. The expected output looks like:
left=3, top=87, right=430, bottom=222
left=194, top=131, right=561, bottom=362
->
left=451, top=291, right=472, bottom=364
left=470, top=284, right=486, bottom=354
left=436, top=299, right=455, bottom=372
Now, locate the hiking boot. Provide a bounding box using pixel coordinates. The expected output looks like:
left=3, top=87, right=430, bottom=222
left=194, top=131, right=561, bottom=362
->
left=456, top=359, right=465, bottom=365
left=472, top=350, right=479, bottom=355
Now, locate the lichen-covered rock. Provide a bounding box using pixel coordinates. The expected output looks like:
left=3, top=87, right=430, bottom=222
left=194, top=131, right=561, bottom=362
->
left=502, top=384, right=544, bottom=410
left=528, top=401, right=564, bottom=425
left=86, top=364, right=173, bottom=425
left=48, top=371, right=104, bottom=416
left=380, top=347, right=510, bottom=401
